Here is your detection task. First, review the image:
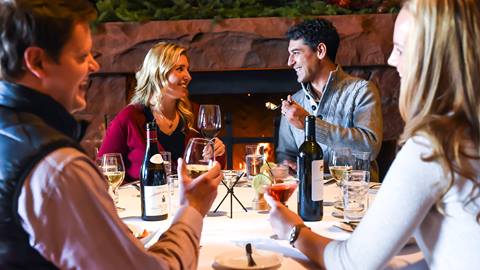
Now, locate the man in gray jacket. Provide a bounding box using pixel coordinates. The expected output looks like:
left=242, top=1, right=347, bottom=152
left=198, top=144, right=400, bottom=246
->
left=277, top=19, right=383, bottom=180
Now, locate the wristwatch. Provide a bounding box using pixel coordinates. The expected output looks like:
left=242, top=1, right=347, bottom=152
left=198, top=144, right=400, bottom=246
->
left=288, top=224, right=310, bottom=247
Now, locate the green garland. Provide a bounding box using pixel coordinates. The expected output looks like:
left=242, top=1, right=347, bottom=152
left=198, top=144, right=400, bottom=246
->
left=95, top=0, right=400, bottom=23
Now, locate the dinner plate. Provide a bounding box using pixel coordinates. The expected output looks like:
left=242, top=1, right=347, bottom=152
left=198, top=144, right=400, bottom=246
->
left=213, top=248, right=282, bottom=270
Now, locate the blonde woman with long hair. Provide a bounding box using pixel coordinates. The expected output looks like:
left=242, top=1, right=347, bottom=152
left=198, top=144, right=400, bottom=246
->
left=265, top=0, right=480, bottom=269
left=99, top=42, right=225, bottom=181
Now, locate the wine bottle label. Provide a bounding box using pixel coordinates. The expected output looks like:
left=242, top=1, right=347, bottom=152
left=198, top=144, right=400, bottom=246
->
left=144, top=185, right=169, bottom=216
left=311, top=160, right=324, bottom=201
left=150, top=154, right=164, bottom=164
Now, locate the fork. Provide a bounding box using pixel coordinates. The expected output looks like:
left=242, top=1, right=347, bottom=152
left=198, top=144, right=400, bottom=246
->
left=265, top=98, right=287, bottom=111
left=265, top=101, right=281, bottom=110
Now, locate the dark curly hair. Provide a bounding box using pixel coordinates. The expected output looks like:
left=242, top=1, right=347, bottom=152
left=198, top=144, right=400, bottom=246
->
left=286, top=19, right=340, bottom=61
left=0, top=0, right=97, bottom=81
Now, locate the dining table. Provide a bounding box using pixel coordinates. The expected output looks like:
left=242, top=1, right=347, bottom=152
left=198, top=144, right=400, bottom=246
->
left=117, top=175, right=424, bottom=270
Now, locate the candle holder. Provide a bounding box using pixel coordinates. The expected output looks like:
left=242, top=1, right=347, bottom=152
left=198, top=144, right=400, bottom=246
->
left=213, top=171, right=247, bottom=218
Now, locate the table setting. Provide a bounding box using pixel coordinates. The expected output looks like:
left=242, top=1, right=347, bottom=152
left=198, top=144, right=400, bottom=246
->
left=116, top=168, right=423, bottom=270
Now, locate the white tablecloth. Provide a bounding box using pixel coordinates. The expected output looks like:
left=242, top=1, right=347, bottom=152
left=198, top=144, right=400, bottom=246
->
left=118, top=181, right=423, bottom=269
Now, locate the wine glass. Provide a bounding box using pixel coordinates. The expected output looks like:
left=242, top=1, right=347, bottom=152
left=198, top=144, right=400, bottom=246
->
left=265, top=179, right=298, bottom=207
left=329, top=147, right=352, bottom=212
left=197, top=104, right=221, bottom=139
left=329, top=147, right=353, bottom=186
left=183, top=138, right=215, bottom=178
left=101, top=153, right=125, bottom=210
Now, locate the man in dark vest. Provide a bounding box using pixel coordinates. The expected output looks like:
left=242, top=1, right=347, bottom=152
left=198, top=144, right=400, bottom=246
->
left=0, top=1, right=222, bottom=269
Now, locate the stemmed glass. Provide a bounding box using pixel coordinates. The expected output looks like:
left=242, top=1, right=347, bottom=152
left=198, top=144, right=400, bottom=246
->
left=329, top=148, right=353, bottom=212
left=101, top=153, right=125, bottom=210
left=265, top=179, right=298, bottom=207
left=329, top=147, right=353, bottom=186
left=183, top=138, right=215, bottom=178
left=197, top=104, right=222, bottom=139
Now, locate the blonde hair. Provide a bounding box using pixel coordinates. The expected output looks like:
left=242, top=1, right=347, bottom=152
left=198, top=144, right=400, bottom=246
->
left=130, top=42, right=195, bottom=132
left=400, top=0, right=480, bottom=221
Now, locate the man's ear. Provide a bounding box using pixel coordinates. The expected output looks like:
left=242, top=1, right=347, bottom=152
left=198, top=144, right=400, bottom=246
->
left=316, top=43, right=327, bottom=60
left=23, top=47, right=48, bottom=79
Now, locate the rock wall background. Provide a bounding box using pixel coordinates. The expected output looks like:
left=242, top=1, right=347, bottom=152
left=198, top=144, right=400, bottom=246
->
left=80, top=14, right=401, bottom=169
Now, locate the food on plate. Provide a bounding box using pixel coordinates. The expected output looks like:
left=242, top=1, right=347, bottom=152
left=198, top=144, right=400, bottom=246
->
left=126, top=223, right=149, bottom=239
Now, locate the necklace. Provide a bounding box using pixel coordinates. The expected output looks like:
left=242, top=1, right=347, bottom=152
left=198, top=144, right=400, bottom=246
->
left=159, top=112, right=173, bottom=129
left=154, top=110, right=176, bottom=130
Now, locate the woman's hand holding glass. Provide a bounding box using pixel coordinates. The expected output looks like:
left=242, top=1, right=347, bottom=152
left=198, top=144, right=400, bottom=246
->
left=184, top=138, right=215, bottom=178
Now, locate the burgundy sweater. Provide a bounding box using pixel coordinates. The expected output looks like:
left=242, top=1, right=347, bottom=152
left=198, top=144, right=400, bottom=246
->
left=98, top=104, right=225, bottom=181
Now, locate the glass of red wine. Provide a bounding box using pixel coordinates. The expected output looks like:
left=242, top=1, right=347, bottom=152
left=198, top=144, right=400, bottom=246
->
left=197, top=104, right=221, bottom=139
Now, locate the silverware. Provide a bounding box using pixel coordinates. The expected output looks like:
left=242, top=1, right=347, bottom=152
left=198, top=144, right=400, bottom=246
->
left=265, top=98, right=288, bottom=111
left=323, top=201, right=335, bottom=206
left=324, top=178, right=336, bottom=185
left=119, top=180, right=141, bottom=191
left=265, top=101, right=280, bottom=110
left=245, top=243, right=257, bottom=267
left=333, top=224, right=353, bottom=233
left=342, top=221, right=359, bottom=230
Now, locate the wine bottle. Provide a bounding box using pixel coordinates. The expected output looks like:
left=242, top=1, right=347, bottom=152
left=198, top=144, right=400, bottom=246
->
left=297, top=115, right=324, bottom=221
left=140, top=122, right=168, bottom=221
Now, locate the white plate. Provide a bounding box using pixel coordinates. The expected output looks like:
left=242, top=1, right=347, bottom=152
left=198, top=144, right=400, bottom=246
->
left=213, top=248, right=282, bottom=270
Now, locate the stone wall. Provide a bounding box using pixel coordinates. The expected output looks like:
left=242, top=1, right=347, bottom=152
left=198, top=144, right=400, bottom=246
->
left=81, top=14, right=402, bottom=163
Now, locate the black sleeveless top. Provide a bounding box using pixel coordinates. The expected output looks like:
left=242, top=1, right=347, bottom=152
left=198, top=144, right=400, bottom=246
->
left=143, top=106, right=186, bottom=163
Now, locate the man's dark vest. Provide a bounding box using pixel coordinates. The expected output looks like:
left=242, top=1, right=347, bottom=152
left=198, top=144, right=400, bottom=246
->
left=0, top=81, right=86, bottom=269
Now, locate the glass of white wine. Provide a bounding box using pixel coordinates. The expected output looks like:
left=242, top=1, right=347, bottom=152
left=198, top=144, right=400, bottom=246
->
left=329, top=147, right=353, bottom=186
left=329, top=147, right=352, bottom=214
left=101, top=153, right=125, bottom=210
left=183, top=138, right=214, bottom=178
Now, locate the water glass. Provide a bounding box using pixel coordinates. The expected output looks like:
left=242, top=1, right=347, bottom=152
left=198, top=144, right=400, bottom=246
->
left=342, top=170, right=370, bottom=222
left=160, top=151, right=172, bottom=175
left=167, top=174, right=180, bottom=216
left=245, top=144, right=263, bottom=180
left=352, top=151, right=371, bottom=171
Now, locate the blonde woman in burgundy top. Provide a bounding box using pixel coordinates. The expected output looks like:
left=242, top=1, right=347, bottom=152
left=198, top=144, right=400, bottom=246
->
left=98, top=42, right=225, bottom=181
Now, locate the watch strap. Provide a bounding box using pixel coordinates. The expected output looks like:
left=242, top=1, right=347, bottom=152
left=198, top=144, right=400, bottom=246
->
left=288, top=224, right=310, bottom=247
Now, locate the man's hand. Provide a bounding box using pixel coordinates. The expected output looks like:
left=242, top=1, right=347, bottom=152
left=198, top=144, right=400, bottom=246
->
left=265, top=194, right=304, bottom=239
left=281, top=95, right=309, bottom=129
left=177, top=158, right=222, bottom=216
